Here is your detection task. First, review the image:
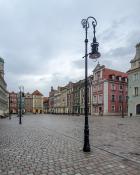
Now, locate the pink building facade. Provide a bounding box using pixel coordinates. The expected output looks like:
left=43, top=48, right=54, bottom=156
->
left=9, top=92, right=18, bottom=114
left=91, top=63, right=128, bottom=116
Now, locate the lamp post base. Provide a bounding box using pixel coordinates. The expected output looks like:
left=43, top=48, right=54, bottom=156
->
left=83, top=129, right=90, bottom=152
left=83, top=144, right=90, bottom=152
left=19, top=117, right=22, bottom=124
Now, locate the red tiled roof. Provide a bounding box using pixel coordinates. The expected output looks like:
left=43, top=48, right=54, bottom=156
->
left=32, top=90, right=43, bottom=96
left=104, top=68, right=128, bottom=78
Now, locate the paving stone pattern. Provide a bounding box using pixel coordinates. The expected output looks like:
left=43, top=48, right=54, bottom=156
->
left=0, top=115, right=140, bottom=175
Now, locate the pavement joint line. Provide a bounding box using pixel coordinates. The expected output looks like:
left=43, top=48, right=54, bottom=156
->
left=41, top=126, right=140, bottom=166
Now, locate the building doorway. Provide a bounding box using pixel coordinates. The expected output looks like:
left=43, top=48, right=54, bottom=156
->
left=136, top=104, right=140, bottom=114
left=99, top=107, right=103, bottom=116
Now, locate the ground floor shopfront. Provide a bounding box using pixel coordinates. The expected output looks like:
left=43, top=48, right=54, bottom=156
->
left=128, top=99, right=140, bottom=117
left=33, top=108, right=43, bottom=114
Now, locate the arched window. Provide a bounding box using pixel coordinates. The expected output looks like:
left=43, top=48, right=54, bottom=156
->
left=136, top=104, right=140, bottom=114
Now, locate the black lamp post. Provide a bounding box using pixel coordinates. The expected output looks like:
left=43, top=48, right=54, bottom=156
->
left=122, top=84, right=124, bottom=118
left=9, top=93, right=11, bottom=120
left=81, top=16, right=100, bottom=152
left=19, top=86, right=24, bottom=124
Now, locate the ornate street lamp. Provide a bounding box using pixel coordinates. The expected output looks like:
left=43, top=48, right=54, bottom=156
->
left=81, top=16, right=101, bottom=152
left=19, top=86, right=24, bottom=124
left=121, top=83, right=124, bottom=118
left=9, top=94, right=11, bottom=120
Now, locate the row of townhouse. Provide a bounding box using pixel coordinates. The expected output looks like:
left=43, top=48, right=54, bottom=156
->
left=48, top=64, right=128, bottom=116
left=7, top=42, right=140, bottom=117
left=9, top=90, right=49, bottom=114
left=48, top=42, right=140, bottom=117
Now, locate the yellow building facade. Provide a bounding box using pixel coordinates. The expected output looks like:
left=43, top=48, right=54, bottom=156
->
left=32, top=90, right=43, bottom=114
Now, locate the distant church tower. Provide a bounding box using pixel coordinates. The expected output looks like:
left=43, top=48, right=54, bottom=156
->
left=0, top=57, right=4, bottom=78
left=127, top=43, right=140, bottom=116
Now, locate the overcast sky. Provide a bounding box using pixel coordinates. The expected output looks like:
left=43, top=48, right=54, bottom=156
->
left=0, top=0, right=140, bottom=96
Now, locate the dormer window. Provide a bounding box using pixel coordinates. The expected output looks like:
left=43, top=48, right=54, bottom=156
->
left=121, top=77, right=124, bottom=82
left=116, top=76, right=119, bottom=81
left=112, top=75, right=115, bottom=80
left=125, top=78, right=128, bottom=82
left=119, top=77, right=122, bottom=81
left=109, top=75, right=115, bottom=80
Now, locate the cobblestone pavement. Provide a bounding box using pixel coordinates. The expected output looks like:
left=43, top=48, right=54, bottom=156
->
left=0, top=115, right=140, bottom=175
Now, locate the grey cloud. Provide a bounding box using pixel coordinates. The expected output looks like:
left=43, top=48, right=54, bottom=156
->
left=0, top=0, right=140, bottom=96
left=72, top=59, right=84, bottom=69
left=39, top=73, right=77, bottom=95
left=72, top=58, right=98, bottom=72
left=102, top=29, right=140, bottom=59
left=105, top=46, right=131, bottom=58
left=100, top=17, right=128, bottom=41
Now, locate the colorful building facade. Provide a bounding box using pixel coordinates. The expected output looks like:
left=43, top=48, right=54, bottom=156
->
left=9, top=92, right=18, bottom=114
left=49, top=78, right=92, bottom=115
left=127, top=43, right=140, bottom=116
left=32, top=90, right=43, bottom=114
left=67, top=82, right=74, bottom=114
left=0, top=57, right=8, bottom=117
left=91, top=63, right=128, bottom=116
left=43, top=97, right=49, bottom=113
left=25, top=93, right=33, bottom=113
left=73, top=81, right=81, bottom=114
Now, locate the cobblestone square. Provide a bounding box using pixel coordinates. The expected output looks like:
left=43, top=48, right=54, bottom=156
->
left=0, top=115, right=140, bottom=175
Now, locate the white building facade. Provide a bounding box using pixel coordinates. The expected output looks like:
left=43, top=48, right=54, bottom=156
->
left=0, top=57, right=8, bottom=117
left=127, top=43, right=140, bottom=116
